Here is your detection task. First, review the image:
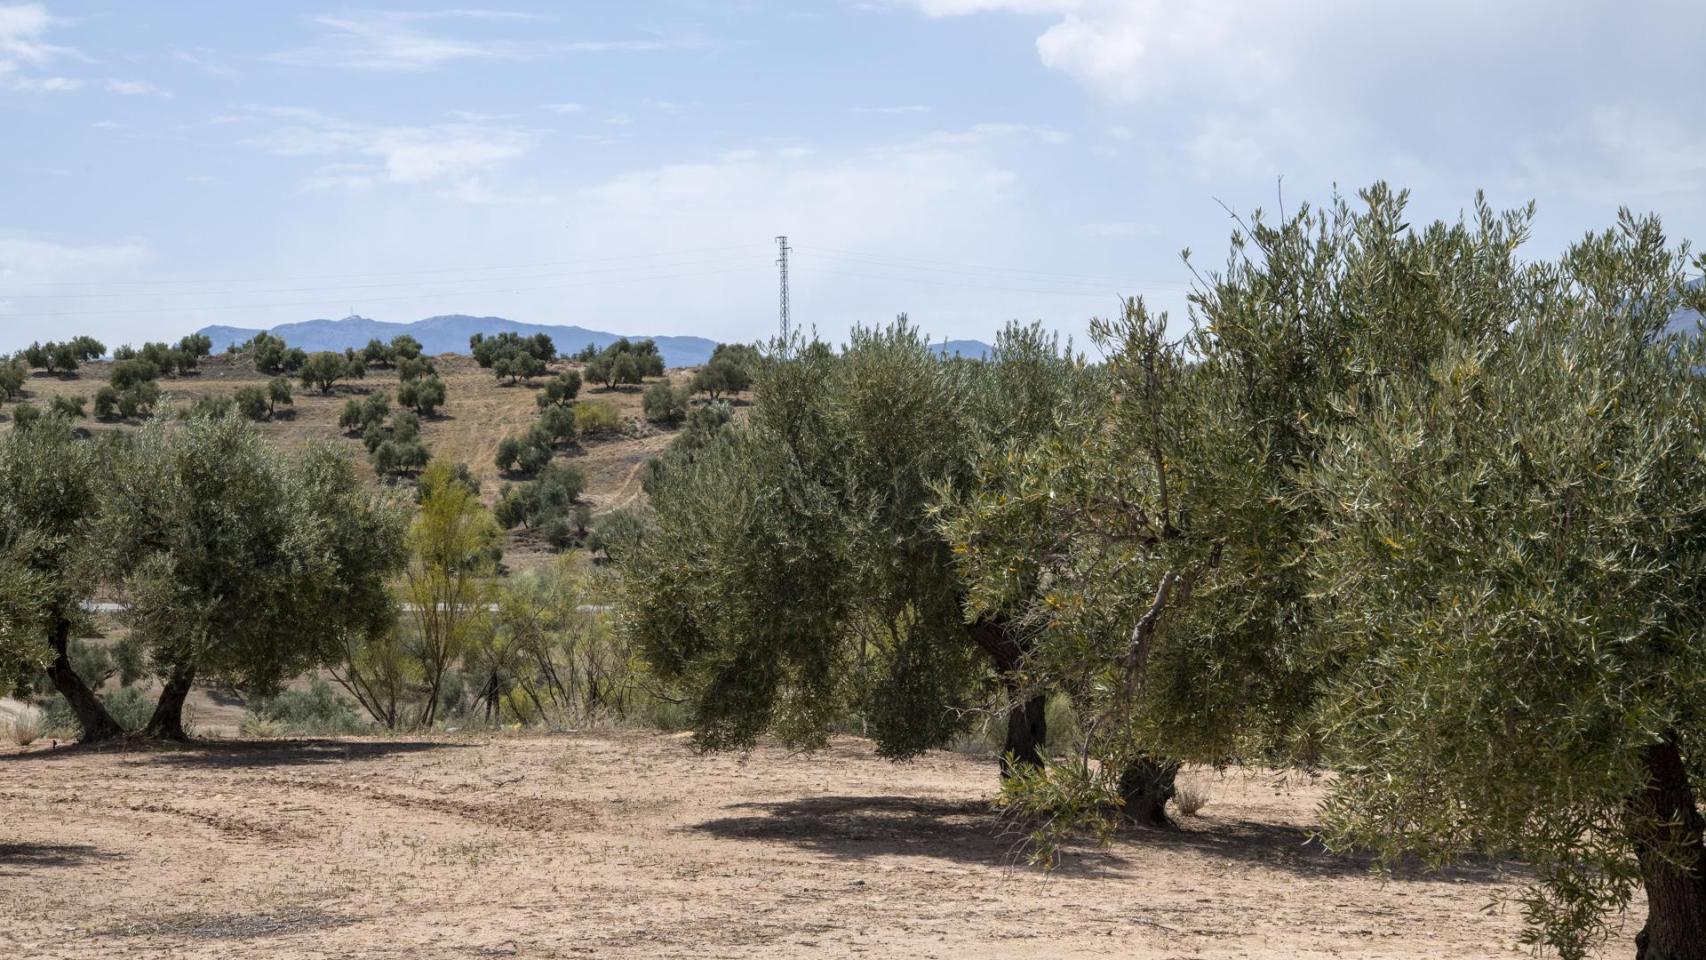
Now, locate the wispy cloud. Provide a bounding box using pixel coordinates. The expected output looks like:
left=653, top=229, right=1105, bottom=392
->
left=269, top=10, right=689, bottom=72
left=0, top=2, right=74, bottom=65
left=173, top=47, right=238, bottom=78
left=234, top=106, right=537, bottom=189
left=106, top=78, right=170, bottom=96
left=0, top=2, right=82, bottom=91
left=851, top=104, right=932, bottom=114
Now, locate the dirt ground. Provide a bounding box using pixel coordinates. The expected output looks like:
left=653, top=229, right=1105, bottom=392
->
left=0, top=731, right=1640, bottom=959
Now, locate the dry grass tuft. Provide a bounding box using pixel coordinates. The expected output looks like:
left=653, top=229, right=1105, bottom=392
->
left=1173, top=784, right=1210, bottom=817
left=7, top=708, right=42, bottom=746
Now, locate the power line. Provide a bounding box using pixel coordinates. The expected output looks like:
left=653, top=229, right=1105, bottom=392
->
left=0, top=252, right=767, bottom=301
left=805, top=266, right=1151, bottom=301
left=0, top=242, right=774, bottom=289
left=794, top=244, right=1190, bottom=290
left=7, top=264, right=772, bottom=319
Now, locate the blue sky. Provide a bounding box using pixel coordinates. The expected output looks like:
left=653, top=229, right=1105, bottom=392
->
left=1, top=1, right=1701, bottom=352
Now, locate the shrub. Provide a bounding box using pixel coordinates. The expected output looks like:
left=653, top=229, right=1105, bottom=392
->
left=10, top=402, right=41, bottom=429
left=238, top=713, right=283, bottom=738
left=6, top=708, right=41, bottom=746
left=587, top=508, right=652, bottom=562
left=246, top=678, right=368, bottom=735
left=642, top=381, right=688, bottom=425
left=235, top=385, right=269, bottom=421
left=177, top=333, right=212, bottom=358
left=184, top=394, right=234, bottom=419
left=572, top=400, right=620, bottom=436
left=1172, top=785, right=1209, bottom=818
left=101, top=686, right=153, bottom=731
left=48, top=395, right=86, bottom=419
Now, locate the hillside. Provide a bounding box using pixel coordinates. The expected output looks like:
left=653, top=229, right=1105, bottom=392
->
left=2, top=353, right=716, bottom=569
left=197, top=315, right=723, bottom=368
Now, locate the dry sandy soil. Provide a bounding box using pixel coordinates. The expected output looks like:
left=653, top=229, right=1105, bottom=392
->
left=0, top=731, right=1641, bottom=959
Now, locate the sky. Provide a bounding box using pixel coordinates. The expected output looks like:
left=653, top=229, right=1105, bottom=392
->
left=0, top=1, right=1702, bottom=353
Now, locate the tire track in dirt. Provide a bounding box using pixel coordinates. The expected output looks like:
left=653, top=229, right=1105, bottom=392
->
left=245, top=774, right=597, bottom=833
left=0, top=788, right=305, bottom=843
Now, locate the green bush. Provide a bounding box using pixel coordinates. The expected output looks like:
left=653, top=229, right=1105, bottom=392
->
left=642, top=381, right=688, bottom=425
left=245, top=678, right=369, bottom=735
left=572, top=401, right=620, bottom=436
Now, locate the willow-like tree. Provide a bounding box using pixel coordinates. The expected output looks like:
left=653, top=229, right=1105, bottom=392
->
left=398, top=460, right=501, bottom=727
left=624, top=320, right=1091, bottom=775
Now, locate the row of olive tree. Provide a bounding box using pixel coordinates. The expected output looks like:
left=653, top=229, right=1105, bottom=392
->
left=622, top=184, right=1706, bottom=958
left=0, top=411, right=408, bottom=741
left=942, top=187, right=1706, bottom=960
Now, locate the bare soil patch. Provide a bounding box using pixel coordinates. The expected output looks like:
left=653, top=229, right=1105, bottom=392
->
left=0, top=731, right=1636, bottom=958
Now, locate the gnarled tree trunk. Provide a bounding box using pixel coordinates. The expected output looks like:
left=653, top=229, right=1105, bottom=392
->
left=967, top=617, right=1046, bottom=778
left=46, top=616, right=124, bottom=743
left=1628, top=737, right=1706, bottom=960
left=1118, top=754, right=1180, bottom=827
left=144, top=663, right=197, bottom=741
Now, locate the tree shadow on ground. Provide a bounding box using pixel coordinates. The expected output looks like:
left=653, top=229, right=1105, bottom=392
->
left=689, top=794, right=1129, bottom=877
left=691, top=794, right=1517, bottom=887
left=0, top=738, right=459, bottom=770
left=0, top=842, right=122, bottom=875
left=1141, top=816, right=1517, bottom=885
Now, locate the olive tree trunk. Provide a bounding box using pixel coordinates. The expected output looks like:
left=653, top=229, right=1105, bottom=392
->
left=1629, top=737, right=1706, bottom=960
left=967, top=618, right=1046, bottom=778
left=46, top=616, right=124, bottom=742
left=1118, top=754, right=1180, bottom=827
left=143, top=664, right=197, bottom=741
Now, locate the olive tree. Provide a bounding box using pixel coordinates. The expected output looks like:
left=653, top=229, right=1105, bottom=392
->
left=106, top=412, right=407, bottom=739
left=624, top=320, right=1089, bottom=775
left=1306, top=211, right=1706, bottom=959
left=0, top=419, right=124, bottom=739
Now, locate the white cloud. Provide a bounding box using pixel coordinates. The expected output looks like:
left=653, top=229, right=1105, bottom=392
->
left=851, top=104, right=932, bottom=114
left=0, top=3, right=69, bottom=64
left=236, top=107, right=535, bottom=188
left=106, top=78, right=169, bottom=96
left=270, top=10, right=683, bottom=72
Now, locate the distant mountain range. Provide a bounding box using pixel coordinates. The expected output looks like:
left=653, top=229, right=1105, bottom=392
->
left=196, top=315, right=993, bottom=367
